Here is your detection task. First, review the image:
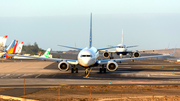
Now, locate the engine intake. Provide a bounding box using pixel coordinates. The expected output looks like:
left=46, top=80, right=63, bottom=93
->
left=133, top=52, right=140, bottom=57
left=58, top=61, right=69, bottom=71
left=103, top=52, right=110, bottom=58
left=107, top=61, right=118, bottom=71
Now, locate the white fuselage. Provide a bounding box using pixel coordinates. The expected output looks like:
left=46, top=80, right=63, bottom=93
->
left=116, top=43, right=127, bottom=52
left=78, top=47, right=99, bottom=67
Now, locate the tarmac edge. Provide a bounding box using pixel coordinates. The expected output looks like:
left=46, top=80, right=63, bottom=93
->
left=0, top=95, right=39, bottom=101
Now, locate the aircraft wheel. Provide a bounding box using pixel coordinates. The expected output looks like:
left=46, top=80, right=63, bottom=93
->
left=104, top=68, right=106, bottom=73
left=75, top=68, right=78, bottom=73
left=99, top=68, right=102, bottom=73
left=71, top=68, right=74, bottom=73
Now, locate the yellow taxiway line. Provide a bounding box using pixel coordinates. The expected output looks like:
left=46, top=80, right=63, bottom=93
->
left=118, top=67, right=131, bottom=68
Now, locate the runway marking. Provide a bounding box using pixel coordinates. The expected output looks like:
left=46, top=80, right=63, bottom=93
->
left=35, top=74, right=41, bottom=78
left=117, top=63, right=128, bottom=64
left=118, top=67, right=131, bottom=68
left=52, top=74, right=56, bottom=78
left=0, top=74, right=10, bottom=78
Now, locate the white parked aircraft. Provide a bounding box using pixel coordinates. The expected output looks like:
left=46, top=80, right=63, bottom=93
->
left=0, top=35, right=8, bottom=51
left=102, top=29, right=139, bottom=59
left=8, top=13, right=174, bottom=75
left=13, top=48, right=52, bottom=59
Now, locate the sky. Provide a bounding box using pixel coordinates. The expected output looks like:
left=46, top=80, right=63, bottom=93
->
left=0, top=0, right=180, bottom=51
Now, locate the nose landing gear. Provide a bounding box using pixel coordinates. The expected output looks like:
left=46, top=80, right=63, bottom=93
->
left=84, top=68, right=92, bottom=78
left=85, top=68, right=89, bottom=75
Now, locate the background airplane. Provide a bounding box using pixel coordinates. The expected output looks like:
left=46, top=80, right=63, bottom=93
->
left=2, top=40, right=24, bottom=59
left=0, top=35, right=8, bottom=52
left=102, top=29, right=138, bottom=59
left=12, top=48, right=52, bottom=59
left=102, top=29, right=166, bottom=59
left=8, top=13, right=173, bottom=76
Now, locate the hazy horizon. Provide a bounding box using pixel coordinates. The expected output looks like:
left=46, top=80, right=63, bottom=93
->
left=0, top=0, right=179, bottom=51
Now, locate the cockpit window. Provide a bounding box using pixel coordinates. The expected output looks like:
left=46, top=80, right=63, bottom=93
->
left=87, top=55, right=91, bottom=57
left=119, top=46, right=124, bottom=48
left=81, top=55, right=92, bottom=57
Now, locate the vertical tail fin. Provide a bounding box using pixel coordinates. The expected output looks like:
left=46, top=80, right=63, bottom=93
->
left=89, top=13, right=92, bottom=48
left=5, top=40, right=16, bottom=52
left=0, top=35, right=8, bottom=51
left=15, top=42, right=24, bottom=54
left=121, top=29, right=123, bottom=44
left=41, top=48, right=52, bottom=58
left=2, top=35, right=8, bottom=47
left=4, top=40, right=17, bottom=59
left=13, top=40, right=18, bottom=53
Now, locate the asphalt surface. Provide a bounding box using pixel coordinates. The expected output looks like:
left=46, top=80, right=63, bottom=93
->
left=0, top=57, right=180, bottom=97
left=0, top=59, right=180, bottom=85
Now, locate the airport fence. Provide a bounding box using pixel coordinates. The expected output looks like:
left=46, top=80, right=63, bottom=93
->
left=1, top=78, right=180, bottom=101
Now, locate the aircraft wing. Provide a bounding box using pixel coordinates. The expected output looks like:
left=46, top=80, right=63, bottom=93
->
left=132, top=48, right=167, bottom=53
left=7, top=54, right=78, bottom=65
left=97, top=54, right=171, bottom=65
left=58, top=45, right=83, bottom=50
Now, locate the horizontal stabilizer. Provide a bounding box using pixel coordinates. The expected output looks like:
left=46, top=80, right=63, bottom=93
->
left=126, top=45, right=138, bottom=48
left=97, top=46, right=117, bottom=51
left=58, top=45, right=83, bottom=50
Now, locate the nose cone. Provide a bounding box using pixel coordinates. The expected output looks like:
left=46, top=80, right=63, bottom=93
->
left=79, top=58, right=96, bottom=67
left=81, top=58, right=91, bottom=67
left=83, top=58, right=89, bottom=64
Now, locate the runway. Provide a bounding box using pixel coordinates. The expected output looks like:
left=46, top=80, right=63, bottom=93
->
left=0, top=59, right=180, bottom=87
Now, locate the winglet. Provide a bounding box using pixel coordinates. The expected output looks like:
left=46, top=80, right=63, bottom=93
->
left=89, top=13, right=92, bottom=48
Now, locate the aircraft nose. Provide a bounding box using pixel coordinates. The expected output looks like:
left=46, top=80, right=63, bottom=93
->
left=83, top=59, right=89, bottom=65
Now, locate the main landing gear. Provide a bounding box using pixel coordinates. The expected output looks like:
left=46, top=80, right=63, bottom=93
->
left=110, top=53, right=114, bottom=59
left=71, top=65, right=78, bottom=73
left=99, top=65, right=106, bottom=73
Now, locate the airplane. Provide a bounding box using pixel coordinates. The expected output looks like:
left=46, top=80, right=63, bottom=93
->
left=7, top=13, right=174, bottom=75
left=1, top=40, right=17, bottom=58
left=102, top=29, right=166, bottom=59
left=2, top=40, right=24, bottom=59
left=15, top=42, right=24, bottom=54
left=12, top=48, right=52, bottom=59
left=0, top=35, right=8, bottom=52
left=102, top=29, right=139, bottom=59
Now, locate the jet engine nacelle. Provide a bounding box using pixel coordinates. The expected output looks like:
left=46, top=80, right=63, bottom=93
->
left=133, top=52, right=140, bottom=57
left=58, top=61, right=70, bottom=71
left=107, top=61, right=118, bottom=71
left=103, top=52, right=110, bottom=58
